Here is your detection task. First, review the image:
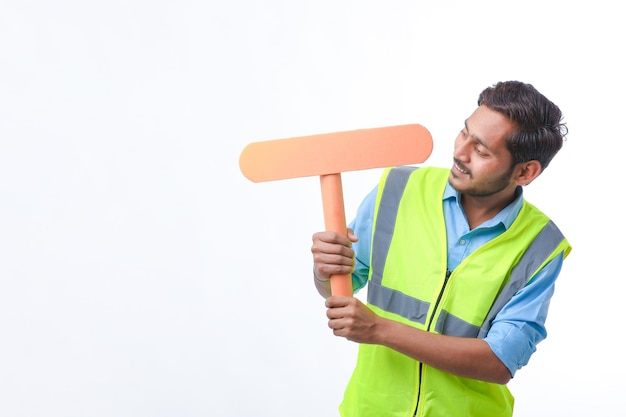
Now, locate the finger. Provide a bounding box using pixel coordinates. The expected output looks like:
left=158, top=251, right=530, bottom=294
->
left=313, top=253, right=354, bottom=271
left=311, top=243, right=355, bottom=276
left=311, top=240, right=354, bottom=259
left=312, top=231, right=353, bottom=247
left=325, top=295, right=353, bottom=309
left=328, top=316, right=347, bottom=331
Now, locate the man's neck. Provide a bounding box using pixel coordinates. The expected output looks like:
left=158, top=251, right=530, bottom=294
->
left=461, top=187, right=519, bottom=230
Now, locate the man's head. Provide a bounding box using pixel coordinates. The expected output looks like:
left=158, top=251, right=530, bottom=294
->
left=449, top=81, right=567, bottom=201
left=477, top=81, right=568, bottom=171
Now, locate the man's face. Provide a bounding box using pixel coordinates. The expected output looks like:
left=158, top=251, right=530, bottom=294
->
left=448, top=105, right=518, bottom=197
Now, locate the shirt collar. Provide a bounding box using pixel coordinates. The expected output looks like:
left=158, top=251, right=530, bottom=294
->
left=443, top=182, right=524, bottom=230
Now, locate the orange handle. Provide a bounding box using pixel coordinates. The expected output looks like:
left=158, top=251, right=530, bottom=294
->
left=320, top=173, right=353, bottom=296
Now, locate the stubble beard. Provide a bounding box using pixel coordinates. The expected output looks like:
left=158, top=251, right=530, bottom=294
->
left=449, top=160, right=516, bottom=198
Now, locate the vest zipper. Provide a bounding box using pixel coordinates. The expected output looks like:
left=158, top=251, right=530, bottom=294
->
left=426, top=269, right=452, bottom=331
left=413, top=269, right=452, bottom=417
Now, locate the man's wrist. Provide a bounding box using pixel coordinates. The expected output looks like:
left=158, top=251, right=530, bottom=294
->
left=313, top=267, right=330, bottom=282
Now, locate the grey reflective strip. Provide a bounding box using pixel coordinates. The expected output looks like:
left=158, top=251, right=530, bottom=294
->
left=368, top=281, right=430, bottom=324
left=367, top=167, right=430, bottom=324
left=435, top=310, right=481, bottom=338
left=477, top=220, right=565, bottom=338
left=370, top=166, right=418, bottom=285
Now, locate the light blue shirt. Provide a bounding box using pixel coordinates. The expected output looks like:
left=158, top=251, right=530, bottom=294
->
left=348, top=181, right=564, bottom=377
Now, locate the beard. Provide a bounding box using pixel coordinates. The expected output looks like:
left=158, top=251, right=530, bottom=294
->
left=449, top=159, right=516, bottom=197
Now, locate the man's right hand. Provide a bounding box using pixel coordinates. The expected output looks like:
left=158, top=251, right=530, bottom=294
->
left=311, top=229, right=358, bottom=282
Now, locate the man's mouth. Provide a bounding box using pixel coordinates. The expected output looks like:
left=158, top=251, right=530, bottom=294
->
left=454, top=161, right=470, bottom=175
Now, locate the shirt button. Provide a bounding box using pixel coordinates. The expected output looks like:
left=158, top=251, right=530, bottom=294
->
left=459, top=239, right=466, bottom=245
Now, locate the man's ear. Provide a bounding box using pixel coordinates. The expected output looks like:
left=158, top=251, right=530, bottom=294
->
left=515, top=160, right=542, bottom=186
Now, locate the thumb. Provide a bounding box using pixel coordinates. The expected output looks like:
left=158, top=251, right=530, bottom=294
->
left=346, top=228, right=359, bottom=243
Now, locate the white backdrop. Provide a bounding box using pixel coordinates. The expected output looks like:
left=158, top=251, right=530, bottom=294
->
left=1, top=1, right=623, bottom=416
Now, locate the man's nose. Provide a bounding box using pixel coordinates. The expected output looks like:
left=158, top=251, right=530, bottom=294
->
left=454, top=137, right=471, bottom=162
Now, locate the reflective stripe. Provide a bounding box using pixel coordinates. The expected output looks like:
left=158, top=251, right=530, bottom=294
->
left=476, top=220, right=565, bottom=338
left=370, top=166, right=417, bottom=286
left=368, top=281, right=430, bottom=325
left=435, top=310, right=481, bottom=338
left=368, top=166, right=428, bottom=325
left=367, top=166, right=430, bottom=324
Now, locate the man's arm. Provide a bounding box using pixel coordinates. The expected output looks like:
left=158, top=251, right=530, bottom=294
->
left=482, top=253, right=564, bottom=377
left=325, top=254, right=565, bottom=384
left=326, top=296, right=512, bottom=384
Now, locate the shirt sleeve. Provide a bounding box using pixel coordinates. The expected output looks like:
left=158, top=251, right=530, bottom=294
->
left=483, top=252, right=565, bottom=377
left=347, top=185, right=378, bottom=293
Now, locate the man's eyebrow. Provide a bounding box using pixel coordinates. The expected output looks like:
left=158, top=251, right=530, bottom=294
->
left=463, top=119, right=490, bottom=150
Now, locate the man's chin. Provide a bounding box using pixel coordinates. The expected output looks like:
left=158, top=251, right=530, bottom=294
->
left=447, top=175, right=465, bottom=192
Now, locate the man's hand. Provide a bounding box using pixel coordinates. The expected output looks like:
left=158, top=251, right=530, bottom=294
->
left=326, top=296, right=382, bottom=344
left=311, top=229, right=358, bottom=298
left=311, top=229, right=358, bottom=280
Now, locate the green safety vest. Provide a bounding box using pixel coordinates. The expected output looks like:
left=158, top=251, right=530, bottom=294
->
left=340, top=167, right=571, bottom=417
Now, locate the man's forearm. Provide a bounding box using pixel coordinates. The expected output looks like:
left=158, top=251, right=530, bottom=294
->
left=377, top=318, right=512, bottom=385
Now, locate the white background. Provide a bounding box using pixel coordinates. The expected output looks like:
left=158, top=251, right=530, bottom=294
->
left=0, top=1, right=623, bottom=416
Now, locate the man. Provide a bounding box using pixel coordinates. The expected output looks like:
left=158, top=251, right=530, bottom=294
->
left=310, top=81, right=571, bottom=417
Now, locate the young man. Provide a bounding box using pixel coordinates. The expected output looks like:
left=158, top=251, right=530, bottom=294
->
left=310, top=81, right=571, bottom=417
